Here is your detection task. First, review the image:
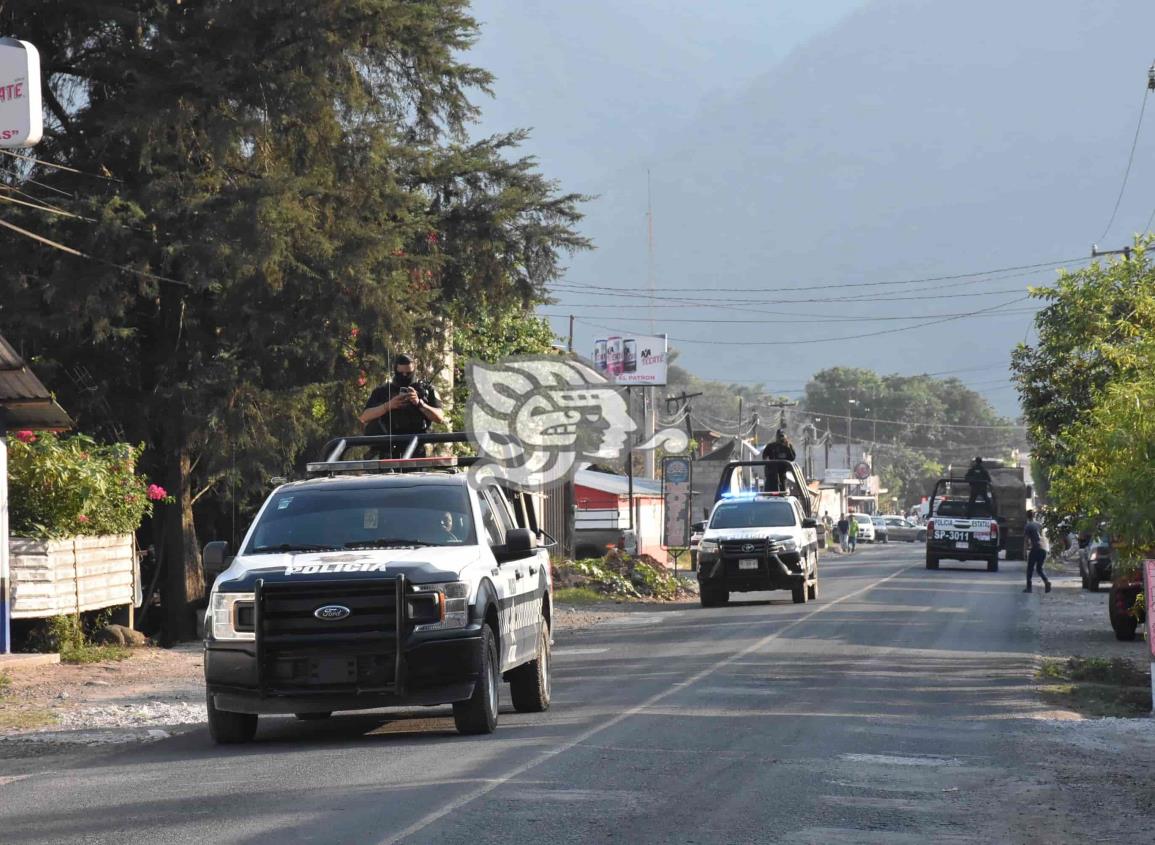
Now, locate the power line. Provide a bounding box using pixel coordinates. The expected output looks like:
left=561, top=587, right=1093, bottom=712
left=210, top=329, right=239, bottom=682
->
left=577, top=294, right=1031, bottom=347
left=0, top=149, right=123, bottom=183
left=1098, top=88, right=1149, bottom=243
left=778, top=406, right=1024, bottom=431
left=550, top=256, right=1085, bottom=295
left=542, top=306, right=1041, bottom=324
left=0, top=217, right=191, bottom=287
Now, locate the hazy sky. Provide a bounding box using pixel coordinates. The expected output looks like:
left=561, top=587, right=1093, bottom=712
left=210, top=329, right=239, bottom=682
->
left=463, top=1, right=1155, bottom=420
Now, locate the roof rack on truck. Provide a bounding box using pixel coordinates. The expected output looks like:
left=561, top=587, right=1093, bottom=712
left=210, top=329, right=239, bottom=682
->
left=307, top=431, right=480, bottom=476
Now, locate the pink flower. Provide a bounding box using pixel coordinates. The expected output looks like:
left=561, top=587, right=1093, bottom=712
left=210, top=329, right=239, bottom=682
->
left=147, top=484, right=168, bottom=501
left=77, top=514, right=90, bottom=524
left=14, top=430, right=36, bottom=444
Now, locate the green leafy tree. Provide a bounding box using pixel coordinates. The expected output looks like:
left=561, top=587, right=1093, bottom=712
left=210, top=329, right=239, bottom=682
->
left=1011, top=241, right=1155, bottom=502
left=0, top=1, right=587, bottom=639
left=1047, top=351, right=1155, bottom=553
left=448, top=309, right=560, bottom=430
left=803, top=366, right=1021, bottom=507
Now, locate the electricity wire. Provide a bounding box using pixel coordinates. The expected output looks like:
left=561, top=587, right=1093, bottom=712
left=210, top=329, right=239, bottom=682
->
left=0, top=148, right=123, bottom=182
left=0, top=217, right=191, bottom=287
left=550, top=256, right=1086, bottom=296
left=576, top=294, right=1031, bottom=347
left=1098, top=87, right=1149, bottom=243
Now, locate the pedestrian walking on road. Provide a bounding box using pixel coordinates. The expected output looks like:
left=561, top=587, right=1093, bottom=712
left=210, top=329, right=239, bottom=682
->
left=1023, top=509, right=1051, bottom=593
left=837, top=514, right=850, bottom=552
left=847, top=514, right=859, bottom=553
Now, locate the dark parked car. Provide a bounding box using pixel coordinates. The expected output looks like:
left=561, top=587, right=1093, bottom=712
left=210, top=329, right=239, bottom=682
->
left=883, top=515, right=926, bottom=543
left=1079, top=532, right=1113, bottom=592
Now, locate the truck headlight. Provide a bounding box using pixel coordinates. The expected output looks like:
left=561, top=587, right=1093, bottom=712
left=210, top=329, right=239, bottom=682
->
left=208, top=591, right=255, bottom=642
left=699, top=540, right=719, bottom=555
left=410, top=581, right=470, bottom=632
left=778, top=539, right=798, bottom=552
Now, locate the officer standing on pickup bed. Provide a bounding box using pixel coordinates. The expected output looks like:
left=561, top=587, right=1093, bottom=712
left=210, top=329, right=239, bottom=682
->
left=761, top=429, right=797, bottom=491
left=358, top=353, right=446, bottom=458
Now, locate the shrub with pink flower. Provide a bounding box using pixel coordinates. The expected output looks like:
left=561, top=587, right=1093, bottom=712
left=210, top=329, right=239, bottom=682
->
left=7, top=432, right=170, bottom=539
left=14, top=430, right=37, bottom=444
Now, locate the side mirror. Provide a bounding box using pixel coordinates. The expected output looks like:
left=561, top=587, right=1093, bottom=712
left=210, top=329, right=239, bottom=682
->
left=202, top=541, right=232, bottom=584
left=691, top=521, right=707, bottom=532
left=495, top=528, right=537, bottom=562
left=802, top=518, right=818, bottom=529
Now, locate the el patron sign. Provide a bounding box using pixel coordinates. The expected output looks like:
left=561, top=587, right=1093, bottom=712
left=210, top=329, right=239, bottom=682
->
left=592, top=332, right=668, bottom=386
left=0, top=38, right=42, bottom=147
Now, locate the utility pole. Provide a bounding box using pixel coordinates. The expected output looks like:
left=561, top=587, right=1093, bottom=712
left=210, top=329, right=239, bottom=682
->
left=846, top=397, right=858, bottom=467
left=567, top=315, right=574, bottom=353
left=737, top=396, right=744, bottom=453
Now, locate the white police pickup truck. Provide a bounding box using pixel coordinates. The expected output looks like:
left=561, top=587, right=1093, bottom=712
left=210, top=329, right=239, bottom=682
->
left=201, top=434, right=553, bottom=744
left=695, top=493, right=820, bottom=607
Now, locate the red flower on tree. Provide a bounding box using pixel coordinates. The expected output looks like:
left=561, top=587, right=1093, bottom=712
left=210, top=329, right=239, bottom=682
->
left=147, top=484, right=168, bottom=501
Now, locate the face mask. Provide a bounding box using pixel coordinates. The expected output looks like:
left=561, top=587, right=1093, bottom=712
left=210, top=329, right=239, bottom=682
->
left=394, top=371, right=414, bottom=387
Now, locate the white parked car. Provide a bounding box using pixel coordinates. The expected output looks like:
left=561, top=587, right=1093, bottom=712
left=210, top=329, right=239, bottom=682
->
left=851, top=513, right=875, bottom=542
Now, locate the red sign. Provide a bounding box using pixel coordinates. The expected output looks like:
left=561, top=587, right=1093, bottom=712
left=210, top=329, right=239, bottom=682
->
left=1145, top=560, right=1155, bottom=660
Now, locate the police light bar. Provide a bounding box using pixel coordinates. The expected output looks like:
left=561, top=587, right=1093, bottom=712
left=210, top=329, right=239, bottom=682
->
left=306, top=456, right=460, bottom=474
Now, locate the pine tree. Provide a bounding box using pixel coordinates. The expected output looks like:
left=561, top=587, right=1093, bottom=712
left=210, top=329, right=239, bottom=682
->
left=0, top=1, right=588, bottom=639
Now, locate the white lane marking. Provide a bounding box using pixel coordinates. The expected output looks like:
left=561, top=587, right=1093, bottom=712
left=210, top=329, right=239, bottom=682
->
left=842, top=753, right=962, bottom=767
left=377, top=563, right=913, bottom=845
left=597, top=613, right=667, bottom=626
left=552, top=648, right=610, bottom=656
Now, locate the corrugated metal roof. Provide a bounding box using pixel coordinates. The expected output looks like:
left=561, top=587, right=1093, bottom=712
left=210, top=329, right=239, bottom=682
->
left=0, top=332, right=72, bottom=431
left=575, top=468, right=663, bottom=497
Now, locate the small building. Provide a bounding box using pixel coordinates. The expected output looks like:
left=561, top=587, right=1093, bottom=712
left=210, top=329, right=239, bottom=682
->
left=574, top=468, right=667, bottom=564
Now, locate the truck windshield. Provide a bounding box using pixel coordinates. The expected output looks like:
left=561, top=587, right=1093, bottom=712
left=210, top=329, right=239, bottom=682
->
left=244, top=484, right=476, bottom=553
left=710, top=499, right=796, bottom=529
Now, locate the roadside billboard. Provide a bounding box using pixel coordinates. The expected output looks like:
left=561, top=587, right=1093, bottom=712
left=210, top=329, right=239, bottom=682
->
left=662, top=456, right=692, bottom=549
left=0, top=38, right=42, bottom=148
left=592, top=332, right=667, bottom=385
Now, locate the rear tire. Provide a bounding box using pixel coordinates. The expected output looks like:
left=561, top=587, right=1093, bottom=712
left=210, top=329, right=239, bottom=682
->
left=207, top=693, right=258, bottom=744
left=508, top=620, right=551, bottom=713
left=926, top=553, right=939, bottom=570
left=987, top=556, right=999, bottom=572
left=807, top=559, right=819, bottom=601
left=1088, top=573, right=1100, bottom=592
left=453, top=625, right=499, bottom=735
left=1109, top=587, right=1139, bottom=642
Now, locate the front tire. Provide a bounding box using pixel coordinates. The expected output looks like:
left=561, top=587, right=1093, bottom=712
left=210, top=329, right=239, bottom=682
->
left=453, top=625, right=499, bottom=735
left=926, top=553, right=939, bottom=570
left=987, top=556, right=999, bottom=572
left=699, top=585, right=729, bottom=607
left=207, top=693, right=258, bottom=744
left=508, top=620, right=552, bottom=713
left=792, top=577, right=808, bottom=604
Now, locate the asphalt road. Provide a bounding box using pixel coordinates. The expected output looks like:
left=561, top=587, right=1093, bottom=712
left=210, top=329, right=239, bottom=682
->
left=0, top=543, right=1092, bottom=843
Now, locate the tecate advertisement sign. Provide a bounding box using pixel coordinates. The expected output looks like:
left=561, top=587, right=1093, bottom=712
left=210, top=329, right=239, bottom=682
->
left=592, top=332, right=668, bottom=385
left=0, top=38, right=42, bottom=148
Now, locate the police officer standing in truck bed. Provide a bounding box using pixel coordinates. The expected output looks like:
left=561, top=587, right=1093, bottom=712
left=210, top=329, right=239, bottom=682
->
left=358, top=353, right=446, bottom=458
